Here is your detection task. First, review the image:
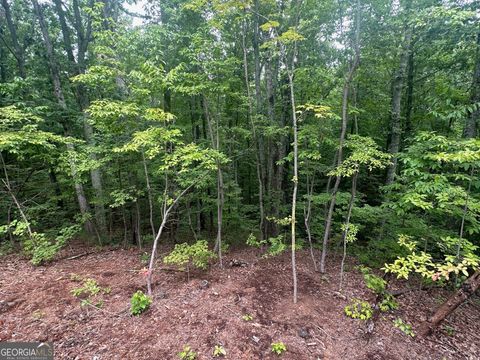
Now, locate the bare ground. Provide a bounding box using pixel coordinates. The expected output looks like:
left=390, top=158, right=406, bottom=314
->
left=1, top=244, right=479, bottom=359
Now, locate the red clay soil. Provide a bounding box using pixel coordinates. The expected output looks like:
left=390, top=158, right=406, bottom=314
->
left=1, top=245, right=479, bottom=359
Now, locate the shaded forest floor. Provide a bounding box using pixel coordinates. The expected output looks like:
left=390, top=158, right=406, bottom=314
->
left=1, top=243, right=479, bottom=359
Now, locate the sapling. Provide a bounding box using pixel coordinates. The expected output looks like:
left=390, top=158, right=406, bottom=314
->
left=163, top=240, right=216, bottom=281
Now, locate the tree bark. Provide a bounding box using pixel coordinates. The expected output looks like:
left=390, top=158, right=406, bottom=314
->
left=1, top=0, right=25, bottom=78
left=418, top=269, right=480, bottom=337
left=339, top=172, right=357, bottom=291
left=385, top=1, right=412, bottom=185
left=463, top=32, right=480, bottom=139
left=202, top=96, right=224, bottom=267
left=319, top=0, right=361, bottom=273
left=304, top=173, right=318, bottom=271
left=32, top=0, right=95, bottom=236
left=242, top=18, right=265, bottom=241
left=288, top=69, right=298, bottom=304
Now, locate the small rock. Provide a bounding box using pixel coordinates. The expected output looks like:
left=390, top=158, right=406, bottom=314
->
left=229, top=259, right=249, bottom=267
left=298, top=328, right=310, bottom=339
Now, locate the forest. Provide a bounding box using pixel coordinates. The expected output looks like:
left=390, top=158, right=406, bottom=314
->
left=0, top=0, right=479, bottom=358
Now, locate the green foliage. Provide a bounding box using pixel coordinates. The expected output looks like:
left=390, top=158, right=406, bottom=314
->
left=383, top=235, right=479, bottom=281
left=163, top=240, right=216, bottom=272
left=263, top=235, right=287, bottom=258
left=71, top=278, right=102, bottom=298
left=393, top=318, right=415, bottom=337
left=379, top=294, right=399, bottom=312
left=130, top=290, right=152, bottom=316
left=23, top=225, right=79, bottom=266
left=212, top=345, right=226, bottom=357
left=344, top=299, right=373, bottom=320
left=359, top=267, right=386, bottom=294
left=140, top=252, right=150, bottom=265
left=242, top=314, right=253, bottom=321
left=341, top=223, right=359, bottom=244
left=246, top=233, right=266, bottom=247
left=71, top=278, right=110, bottom=308
left=328, top=135, right=392, bottom=178
left=270, top=342, right=287, bottom=355
left=178, top=346, right=196, bottom=360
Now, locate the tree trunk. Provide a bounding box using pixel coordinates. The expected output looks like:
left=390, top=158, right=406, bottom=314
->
left=242, top=19, right=265, bottom=241
left=147, top=184, right=194, bottom=295
left=339, top=172, right=358, bottom=291
left=404, top=47, right=414, bottom=137
left=288, top=70, right=298, bottom=304
left=463, top=32, right=480, bottom=139
left=54, top=0, right=107, bottom=235
left=1, top=0, right=25, bottom=78
left=32, top=0, right=95, bottom=236
left=142, top=151, right=156, bottom=240
left=202, top=96, right=224, bottom=266
left=304, top=173, right=318, bottom=271
left=385, top=1, right=412, bottom=185
left=418, top=270, right=480, bottom=337
left=320, top=0, right=361, bottom=273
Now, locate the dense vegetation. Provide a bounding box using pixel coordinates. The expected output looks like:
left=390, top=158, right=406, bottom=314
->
left=1, top=0, right=479, bottom=343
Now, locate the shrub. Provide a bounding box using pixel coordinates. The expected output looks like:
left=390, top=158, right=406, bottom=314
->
left=178, top=345, right=196, bottom=360
left=270, top=342, right=287, bottom=355
left=163, top=240, right=216, bottom=280
left=23, top=225, right=80, bottom=265
left=130, top=290, right=152, bottom=315
left=393, top=318, right=415, bottom=337
left=71, top=278, right=110, bottom=308
left=242, top=314, right=253, bottom=321
left=212, top=345, right=226, bottom=357
left=344, top=298, right=373, bottom=320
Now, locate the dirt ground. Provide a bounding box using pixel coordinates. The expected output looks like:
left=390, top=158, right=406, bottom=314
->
left=1, top=244, right=479, bottom=360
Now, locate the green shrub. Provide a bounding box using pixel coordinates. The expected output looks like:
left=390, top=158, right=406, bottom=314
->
left=344, top=298, right=373, bottom=320
left=270, top=342, right=287, bottom=355
left=178, top=345, right=196, bottom=360
left=379, top=294, right=399, bottom=312
left=71, top=278, right=110, bottom=308
left=23, top=225, right=80, bottom=265
left=130, top=290, right=152, bottom=315
left=263, top=235, right=287, bottom=257
left=163, top=240, right=216, bottom=279
left=242, top=313, right=253, bottom=321
left=212, top=345, right=226, bottom=357
left=246, top=233, right=266, bottom=247
left=393, top=318, right=415, bottom=337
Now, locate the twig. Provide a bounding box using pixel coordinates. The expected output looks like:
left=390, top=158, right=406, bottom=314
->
left=66, top=252, right=93, bottom=260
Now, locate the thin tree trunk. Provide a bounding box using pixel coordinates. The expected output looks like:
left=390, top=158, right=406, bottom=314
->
left=320, top=0, right=361, bottom=273
left=242, top=19, right=265, bottom=241
left=147, top=184, right=194, bottom=295
left=385, top=0, right=412, bottom=184
left=32, top=0, right=95, bottom=236
left=404, top=47, right=414, bottom=137
left=1, top=153, right=33, bottom=238
left=135, top=200, right=142, bottom=249
left=142, top=151, right=156, bottom=240
left=463, top=33, right=480, bottom=138
left=288, top=69, right=299, bottom=304
left=1, top=0, right=25, bottom=78
left=202, top=96, right=224, bottom=266
left=339, top=172, right=358, bottom=292
left=53, top=0, right=106, bottom=235
left=304, top=173, right=318, bottom=271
